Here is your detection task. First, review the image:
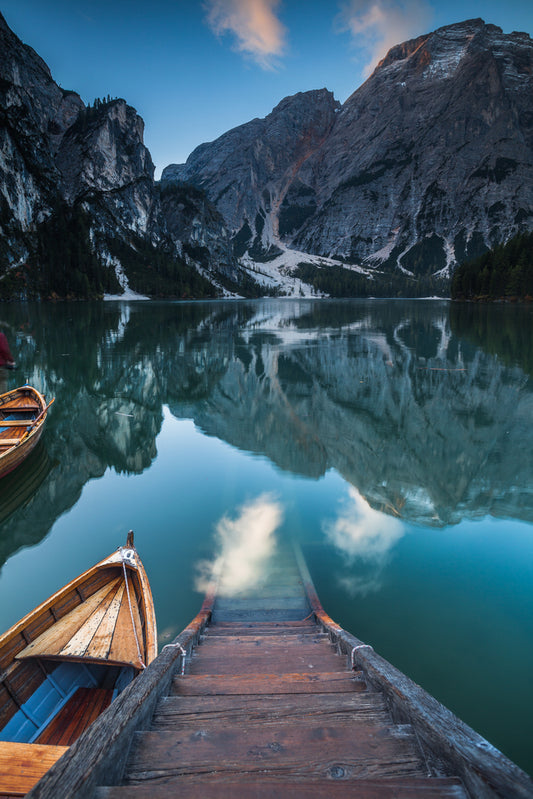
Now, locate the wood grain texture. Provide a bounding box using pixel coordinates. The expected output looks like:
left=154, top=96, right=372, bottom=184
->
left=172, top=672, right=367, bottom=696
left=107, top=587, right=143, bottom=666
left=16, top=581, right=121, bottom=661
left=36, top=688, right=114, bottom=746
left=125, top=723, right=427, bottom=783
left=60, top=584, right=123, bottom=659
left=199, top=633, right=331, bottom=647
left=0, top=742, right=67, bottom=796
left=84, top=585, right=125, bottom=661
left=205, top=623, right=316, bottom=637
left=188, top=650, right=343, bottom=675
left=152, top=692, right=388, bottom=730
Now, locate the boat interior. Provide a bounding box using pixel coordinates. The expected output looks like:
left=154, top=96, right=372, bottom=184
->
left=0, top=394, right=41, bottom=450
left=1, top=660, right=134, bottom=746
left=0, top=563, right=147, bottom=748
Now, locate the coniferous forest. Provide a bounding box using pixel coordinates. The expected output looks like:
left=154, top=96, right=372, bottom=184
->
left=451, top=232, right=533, bottom=301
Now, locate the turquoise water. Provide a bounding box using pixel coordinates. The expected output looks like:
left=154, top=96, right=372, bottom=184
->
left=0, top=298, right=531, bottom=774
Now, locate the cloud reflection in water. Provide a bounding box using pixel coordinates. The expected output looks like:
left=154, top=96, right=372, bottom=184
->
left=195, top=494, right=283, bottom=597
left=324, top=487, right=404, bottom=596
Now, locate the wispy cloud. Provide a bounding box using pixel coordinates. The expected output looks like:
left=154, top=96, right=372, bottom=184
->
left=336, top=0, right=432, bottom=77
left=204, top=0, right=287, bottom=70
left=195, top=494, right=283, bottom=596
left=324, top=487, right=404, bottom=595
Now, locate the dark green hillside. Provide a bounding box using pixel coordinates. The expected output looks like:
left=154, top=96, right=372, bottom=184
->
left=293, top=263, right=448, bottom=298
left=0, top=202, right=121, bottom=300
left=451, top=232, right=533, bottom=301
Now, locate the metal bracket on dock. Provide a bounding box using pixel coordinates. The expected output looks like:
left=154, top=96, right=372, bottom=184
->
left=161, top=643, right=187, bottom=675
left=350, top=644, right=373, bottom=670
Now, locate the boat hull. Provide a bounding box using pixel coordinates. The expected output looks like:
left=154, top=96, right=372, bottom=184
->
left=0, top=535, right=157, bottom=753
left=0, top=386, right=48, bottom=479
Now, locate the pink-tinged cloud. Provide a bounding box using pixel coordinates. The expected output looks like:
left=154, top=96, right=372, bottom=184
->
left=205, top=0, right=287, bottom=70
left=336, top=0, right=432, bottom=76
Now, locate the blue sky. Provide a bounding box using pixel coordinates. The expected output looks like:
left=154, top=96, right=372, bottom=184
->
left=2, top=0, right=532, bottom=177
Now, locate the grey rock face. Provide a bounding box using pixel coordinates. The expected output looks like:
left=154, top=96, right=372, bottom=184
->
left=0, top=11, right=236, bottom=294
left=0, top=12, right=80, bottom=258
left=162, top=90, right=340, bottom=253
left=156, top=183, right=238, bottom=282
left=55, top=99, right=156, bottom=240
left=295, top=19, right=533, bottom=272
left=163, top=20, right=533, bottom=277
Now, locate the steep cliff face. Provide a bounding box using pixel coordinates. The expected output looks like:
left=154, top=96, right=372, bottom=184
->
left=0, top=12, right=83, bottom=263
left=156, top=182, right=239, bottom=284
left=162, top=90, right=340, bottom=259
left=295, top=19, right=533, bottom=273
left=163, top=19, right=533, bottom=279
left=0, top=12, right=236, bottom=298
left=55, top=100, right=155, bottom=237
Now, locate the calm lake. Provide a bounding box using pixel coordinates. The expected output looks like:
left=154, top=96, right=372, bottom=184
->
left=0, top=298, right=532, bottom=775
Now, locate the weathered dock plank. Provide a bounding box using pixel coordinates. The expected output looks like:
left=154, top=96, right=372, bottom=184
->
left=188, top=644, right=342, bottom=674
left=206, top=622, right=316, bottom=636
left=124, top=722, right=428, bottom=784
left=172, top=671, right=367, bottom=696
left=151, top=691, right=388, bottom=730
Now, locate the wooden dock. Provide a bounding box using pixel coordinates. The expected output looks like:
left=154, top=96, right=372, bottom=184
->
left=28, top=544, right=533, bottom=799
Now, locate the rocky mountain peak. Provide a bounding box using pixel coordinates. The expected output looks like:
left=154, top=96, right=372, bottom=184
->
left=161, top=88, right=340, bottom=246
left=159, top=19, right=533, bottom=285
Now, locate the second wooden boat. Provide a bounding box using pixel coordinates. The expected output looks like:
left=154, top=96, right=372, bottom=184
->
left=0, top=532, right=157, bottom=796
left=0, top=386, right=52, bottom=479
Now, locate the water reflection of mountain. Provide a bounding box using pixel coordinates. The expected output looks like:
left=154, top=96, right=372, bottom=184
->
left=0, top=299, right=532, bottom=565
left=169, top=302, right=533, bottom=526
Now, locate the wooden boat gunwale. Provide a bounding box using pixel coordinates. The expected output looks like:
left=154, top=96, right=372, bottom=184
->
left=0, top=534, right=158, bottom=796
left=0, top=386, right=49, bottom=480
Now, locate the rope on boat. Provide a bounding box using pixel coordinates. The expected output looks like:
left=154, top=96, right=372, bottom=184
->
left=351, top=644, right=373, bottom=670
left=120, top=551, right=146, bottom=670
left=162, top=643, right=187, bottom=675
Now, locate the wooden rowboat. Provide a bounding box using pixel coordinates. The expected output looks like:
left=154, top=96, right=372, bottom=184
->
left=0, top=532, right=157, bottom=797
left=0, top=386, right=52, bottom=480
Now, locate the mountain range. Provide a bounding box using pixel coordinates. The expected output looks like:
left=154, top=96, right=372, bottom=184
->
left=0, top=14, right=532, bottom=299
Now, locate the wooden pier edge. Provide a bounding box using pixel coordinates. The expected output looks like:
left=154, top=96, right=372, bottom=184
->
left=293, top=542, right=533, bottom=799
left=25, top=586, right=216, bottom=799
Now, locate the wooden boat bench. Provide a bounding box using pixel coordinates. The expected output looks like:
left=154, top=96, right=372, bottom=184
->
left=0, top=741, right=67, bottom=797
left=0, top=402, right=40, bottom=413
left=0, top=438, right=23, bottom=447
